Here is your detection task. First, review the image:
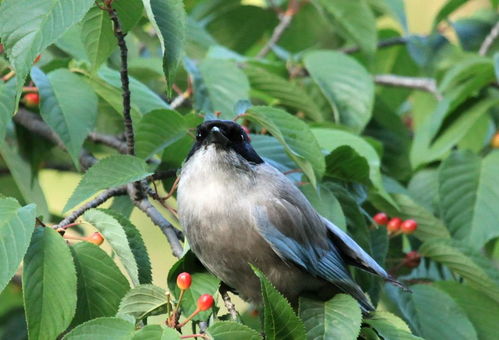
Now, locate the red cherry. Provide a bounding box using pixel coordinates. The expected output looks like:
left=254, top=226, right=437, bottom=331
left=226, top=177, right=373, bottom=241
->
left=23, top=92, right=40, bottom=107
left=373, top=212, right=388, bottom=225
left=88, top=232, right=104, bottom=246
left=197, top=294, right=214, bottom=311
left=404, top=251, right=421, bottom=268
left=491, top=132, right=499, bottom=149
left=176, top=272, right=192, bottom=290
left=401, top=219, right=418, bottom=234
left=386, top=217, right=402, bottom=232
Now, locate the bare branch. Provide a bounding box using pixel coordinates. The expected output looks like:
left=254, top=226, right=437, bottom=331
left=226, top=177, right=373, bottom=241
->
left=374, top=74, right=442, bottom=100
left=133, top=196, right=184, bottom=258
left=220, top=286, right=239, bottom=321
left=479, top=21, right=499, bottom=56
left=107, top=7, right=135, bottom=155
left=53, top=185, right=128, bottom=229
left=151, top=169, right=178, bottom=181
left=256, top=0, right=302, bottom=58
left=88, top=131, right=128, bottom=153
left=341, top=36, right=408, bottom=54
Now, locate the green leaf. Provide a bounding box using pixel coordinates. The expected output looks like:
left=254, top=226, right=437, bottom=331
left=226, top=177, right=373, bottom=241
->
left=304, top=51, right=374, bottom=133
left=253, top=267, right=306, bottom=340
left=432, top=0, right=468, bottom=30
left=244, top=65, right=324, bottom=122
left=314, top=0, right=377, bottom=53
left=207, top=321, right=263, bottom=340
left=419, top=238, right=499, bottom=304
left=113, top=0, right=144, bottom=33
left=299, top=295, right=362, bottom=340
left=387, top=284, right=477, bottom=340
left=70, top=242, right=130, bottom=325
left=312, top=128, right=393, bottom=205
left=370, top=193, right=450, bottom=241
left=80, top=6, right=116, bottom=72
left=118, top=284, right=169, bottom=321
left=101, top=209, right=152, bottom=284
left=300, top=183, right=346, bottom=230
left=167, top=251, right=220, bottom=322
left=0, top=198, right=36, bottom=293
left=364, top=311, right=423, bottom=340
left=250, top=134, right=296, bottom=173
left=64, top=155, right=153, bottom=212
left=98, top=66, right=170, bottom=114
left=439, top=151, right=499, bottom=248
left=245, top=106, right=325, bottom=186
left=133, top=325, right=180, bottom=340
left=31, top=67, right=98, bottom=168
left=143, top=0, right=186, bottom=96
left=0, top=140, right=49, bottom=219
left=435, top=282, right=499, bottom=340
left=0, top=0, right=95, bottom=107
left=407, top=169, right=439, bottom=213
left=135, top=109, right=186, bottom=159
left=23, top=227, right=77, bottom=340
left=0, top=80, right=17, bottom=142
left=83, top=209, right=140, bottom=286
left=198, top=58, right=250, bottom=119
left=63, top=317, right=134, bottom=340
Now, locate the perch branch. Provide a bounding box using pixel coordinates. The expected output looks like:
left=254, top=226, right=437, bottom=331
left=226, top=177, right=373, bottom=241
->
left=53, top=185, right=128, bottom=229
left=479, top=21, right=499, bottom=56
left=256, top=0, right=302, bottom=58
left=374, top=74, right=442, bottom=100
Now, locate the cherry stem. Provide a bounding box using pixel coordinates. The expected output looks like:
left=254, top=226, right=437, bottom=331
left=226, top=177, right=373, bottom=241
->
left=171, top=289, right=186, bottom=321
left=177, top=307, right=201, bottom=329
left=62, top=222, right=80, bottom=229
left=180, top=334, right=208, bottom=339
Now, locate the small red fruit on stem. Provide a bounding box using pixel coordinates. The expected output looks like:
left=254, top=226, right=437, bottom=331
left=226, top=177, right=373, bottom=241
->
left=197, top=294, right=214, bottom=311
left=177, top=272, right=192, bottom=290
left=491, top=132, right=499, bottom=149
left=88, top=232, right=104, bottom=245
left=400, top=219, right=418, bottom=234
left=386, top=217, right=402, bottom=232
left=373, top=212, right=389, bottom=225
left=404, top=251, right=421, bottom=268
left=23, top=92, right=40, bottom=108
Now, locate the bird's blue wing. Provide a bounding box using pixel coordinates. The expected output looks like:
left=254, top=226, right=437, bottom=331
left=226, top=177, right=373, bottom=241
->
left=253, top=204, right=375, bottom=311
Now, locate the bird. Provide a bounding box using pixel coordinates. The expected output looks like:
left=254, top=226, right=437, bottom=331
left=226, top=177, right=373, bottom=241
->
left=177, top=119, right=403, bottom=313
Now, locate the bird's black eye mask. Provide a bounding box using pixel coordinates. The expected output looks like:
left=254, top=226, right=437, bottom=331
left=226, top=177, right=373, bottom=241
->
left=185, top=120, right=264, bottom=165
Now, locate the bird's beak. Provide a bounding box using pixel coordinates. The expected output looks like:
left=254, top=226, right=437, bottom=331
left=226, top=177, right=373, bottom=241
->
left=206, top=126, right=229, bottom=146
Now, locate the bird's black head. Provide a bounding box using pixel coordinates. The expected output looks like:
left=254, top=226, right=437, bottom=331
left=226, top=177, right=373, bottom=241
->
left=186, top=120, right=264, bottom=164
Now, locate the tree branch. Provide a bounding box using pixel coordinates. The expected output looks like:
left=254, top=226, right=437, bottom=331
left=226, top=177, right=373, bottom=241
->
left=107, top=6, right=134, bottom=155
left=53, top=185, right=128, bottom=229
left=374, top=74, right=442, bottom=100
left=256, top=0, right=302, bottom=58
left=88, top=132, right=128, bottom=153
left=341, top=36, right=408, bottom=54
left=220, top=286, right=238, bottom=321
left=479, top=21, right=499, bottom=56
left=133, top=196, right=184, bottom=258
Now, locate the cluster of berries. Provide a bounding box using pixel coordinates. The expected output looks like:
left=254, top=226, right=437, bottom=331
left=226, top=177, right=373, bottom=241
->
left=166, top=272, right=214, bottom=329
left=373, top=212, right=417, bottom=235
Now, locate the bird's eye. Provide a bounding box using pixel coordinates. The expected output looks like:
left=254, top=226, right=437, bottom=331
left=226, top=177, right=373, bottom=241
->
left=240, top=134, right=245, bottom=141
left=196, top=131, right=203, bottom=141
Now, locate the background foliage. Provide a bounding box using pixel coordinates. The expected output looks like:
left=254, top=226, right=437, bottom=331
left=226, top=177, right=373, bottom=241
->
left=1, top=0, right=499, bottom=339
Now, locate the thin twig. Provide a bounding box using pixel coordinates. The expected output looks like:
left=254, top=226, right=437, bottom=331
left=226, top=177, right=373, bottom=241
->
left=52, top=185, right=128, bottom=229
left=107, top=7, right=134, bottom=155
left=341, top=36, right=408, bottom=54
left=256, top=0, right=302, bottom=58
left=374, top=74, right=442, bottom=100
left=133, top=197, right=184, bottom=258
left=88, top=131, right=128, bottom=153
left=220, top=287, right=238, bottom=321
left=479, top=21, right=499, bottom=56
left=170, top=88, right=192, bottom=109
